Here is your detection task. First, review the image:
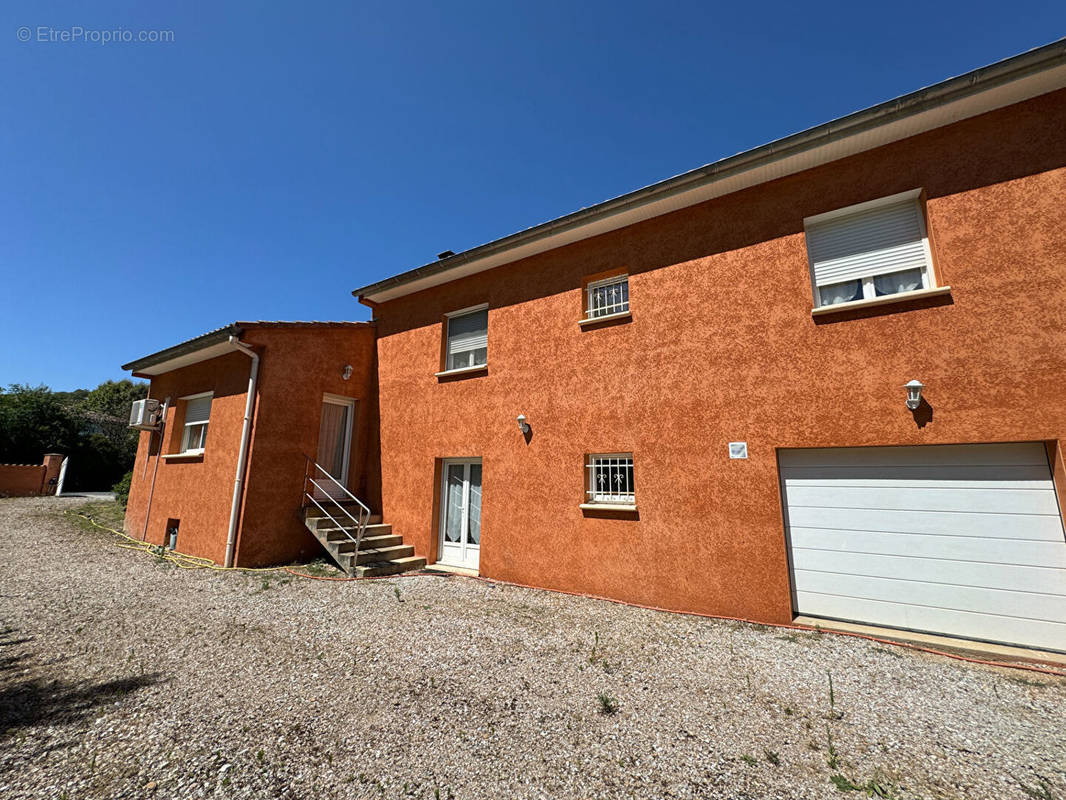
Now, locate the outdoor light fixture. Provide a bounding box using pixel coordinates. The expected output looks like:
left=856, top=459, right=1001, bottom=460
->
left=342, top=364, right=353, bottom=380
left=517, top=414, right=530, bottom=435
left=904, top=380, right=924, bottom=410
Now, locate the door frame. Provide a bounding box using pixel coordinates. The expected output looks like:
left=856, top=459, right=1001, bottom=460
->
left=437, top=457, right=482, bottom=569
left=316, top=393, right=357, bottom=496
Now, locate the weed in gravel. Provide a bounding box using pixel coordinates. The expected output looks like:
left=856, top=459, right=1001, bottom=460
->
left=394, top=586, right=404, bottom=603
left=784, top=706, right=794, bottom=716
left=764, top=749, right=781, bottom=766
left=597, top=692, right=619, bottom=715
left=825, top=671, right=843, bottom=719
left=829, top=773, right=898, bottom=797
left=1017, top=775, right=1057, bottom=800
left=256, top=749, right=265, bottom=764
left=825, top=726, right=841, bottom=770
left=740, top=754, right=758, bottom=766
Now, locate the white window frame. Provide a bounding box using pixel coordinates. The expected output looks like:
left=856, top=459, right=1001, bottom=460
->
left=583, top=453, right=635, bottom=507
left=804, top=189, right=938, bottom=310
left=584, top=274, right=630, bottom=320
left=178, top=391, right=212, bottom=455
left=440, top=303, right=489, bottom=374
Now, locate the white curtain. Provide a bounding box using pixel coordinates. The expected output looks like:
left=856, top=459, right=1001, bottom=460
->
left=819, top=279, right=862, bottom=306
left=874, top=268, right=923, bottom=297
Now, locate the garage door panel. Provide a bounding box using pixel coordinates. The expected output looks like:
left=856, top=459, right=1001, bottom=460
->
left=786, top=505, right=1066, bottom=541
left=794, top=591, right=1066, bottom=653
left=780, top=443, right=1066, bottom=651
left=795, top=569, right=1066, bottom=622
left=791, top=548, right=1066, bottom=595
left=785, top=485, right=1061, bottom=515
left=790, top=528, right=1066, bottom=568
left=783, top=463, right=1053, bottom=488
left=781, top=443, right=1048, bottom=468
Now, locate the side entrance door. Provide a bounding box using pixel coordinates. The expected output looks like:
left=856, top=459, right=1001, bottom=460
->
left=314, top=395, right=356, bottom=499
left=439, top=458, right=482, bottom=570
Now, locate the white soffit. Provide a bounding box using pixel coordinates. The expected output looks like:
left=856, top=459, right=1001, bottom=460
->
left=362, top=62, right=1066, bottom=303
left=133, top=340, right=238, bottom=376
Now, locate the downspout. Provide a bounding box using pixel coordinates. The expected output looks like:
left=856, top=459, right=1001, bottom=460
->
left=224, top=336, right=260, bottom=567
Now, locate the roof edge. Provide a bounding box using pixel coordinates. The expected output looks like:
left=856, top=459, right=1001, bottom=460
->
left=354, top=38, right=1066, bottom=302
left=121, top=325, right=242, bottom=372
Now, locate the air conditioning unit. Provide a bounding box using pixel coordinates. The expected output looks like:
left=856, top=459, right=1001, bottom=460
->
left=129, top=398, right=162, bottom=430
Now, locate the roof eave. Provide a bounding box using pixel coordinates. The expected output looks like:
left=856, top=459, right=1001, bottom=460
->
left=121, top=325, right=243, bottom=375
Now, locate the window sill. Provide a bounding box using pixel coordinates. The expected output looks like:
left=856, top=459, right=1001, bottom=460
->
left=579, top=503, right=638, bottom=512
left=162, top=452, right=204, bottom=461
left=435, top=364, right=488, bottom=380
left=811, top=286, right=952, bottom=316
left=579, top=310, right=632, bottom=327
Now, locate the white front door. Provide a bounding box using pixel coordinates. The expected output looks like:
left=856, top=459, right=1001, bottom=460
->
left=780, top=443, right=1066, bottom=652
left=439, top=459, right=482, bottom=570
left=314, top=395, right=355, bottom=499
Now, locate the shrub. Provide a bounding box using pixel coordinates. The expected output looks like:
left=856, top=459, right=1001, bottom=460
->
left=113, top=470, right=133, bottom=507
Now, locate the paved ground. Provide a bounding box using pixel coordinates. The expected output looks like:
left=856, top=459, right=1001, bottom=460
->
left=0, top=496, right=1064, bottom=800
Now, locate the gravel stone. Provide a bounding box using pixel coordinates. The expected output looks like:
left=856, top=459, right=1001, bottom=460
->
left=0, top=496, right=1064, bottom=799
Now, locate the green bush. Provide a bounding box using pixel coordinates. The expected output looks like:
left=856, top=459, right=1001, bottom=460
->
left=112, top=470, right=133, bottom=507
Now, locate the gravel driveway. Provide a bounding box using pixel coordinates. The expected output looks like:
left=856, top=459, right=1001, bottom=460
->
left=1, top=496, right=1063, bottom=799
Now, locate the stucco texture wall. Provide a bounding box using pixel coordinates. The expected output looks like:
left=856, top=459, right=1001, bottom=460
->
left=372, top=89, right=1066, bottom=623
left=125, top=324, right=377, bottom=567
left=235, top=325, right=377, bottom=567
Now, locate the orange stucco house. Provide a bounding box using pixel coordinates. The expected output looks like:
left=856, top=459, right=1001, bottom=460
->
left=124, top=42, right=1066, bottom=654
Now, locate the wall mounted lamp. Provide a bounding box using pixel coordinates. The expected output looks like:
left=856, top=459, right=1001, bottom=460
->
left=342, top=364, right=353, bottom=380
left=904, top=380, right=924, bottom=410
left=517, top=414, right=530, bottom=435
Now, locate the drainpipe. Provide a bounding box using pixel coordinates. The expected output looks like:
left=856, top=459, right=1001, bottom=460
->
left=224, top=336, right=260, bottom=568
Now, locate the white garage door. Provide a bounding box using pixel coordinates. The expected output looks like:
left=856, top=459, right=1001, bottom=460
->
left=780, top=443, right=1066, bottom=652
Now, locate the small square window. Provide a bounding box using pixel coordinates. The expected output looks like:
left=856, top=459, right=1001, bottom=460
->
left=179, top=394, right=212, bottom=454
left=586, top=275, right=629, bottom=319
left=444, top=306, right=488, bottom=371
left=805, top=191, right=935, bottom=309
left=585, top=453, right=635, bottom=505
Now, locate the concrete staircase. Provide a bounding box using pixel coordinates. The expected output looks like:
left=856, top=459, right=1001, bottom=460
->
left=303, top=501, right=426, bottom=577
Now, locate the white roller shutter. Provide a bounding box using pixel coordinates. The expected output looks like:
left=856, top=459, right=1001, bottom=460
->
left=184, top=395, right=212, bottom=425
left=806, top=198, right=930, bottom=287
left=780, top=443, right=1066, bottom=652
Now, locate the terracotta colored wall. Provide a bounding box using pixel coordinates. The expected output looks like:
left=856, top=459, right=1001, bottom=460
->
left=0, top=464, right=46, bottom=496
left=125, top=352, right=256, bottom=562
left=124, top=326, right=377, bottom=566
left=234, top=325, right=377, bottom=566
left=372, top=89, right=1066, bottom=624
left=0, top=454, right=64, bottom=497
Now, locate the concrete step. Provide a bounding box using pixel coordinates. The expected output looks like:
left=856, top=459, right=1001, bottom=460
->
left=316, top=523, right=393, bottom=541
left=334, top=534, right=403, bottom=553
left=352, top=544, right=414, bottom=565
left=354, top=556, right=427, bottom=578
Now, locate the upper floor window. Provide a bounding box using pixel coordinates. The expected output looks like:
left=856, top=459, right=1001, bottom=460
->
left=180, top=393, right=212, bottom=454
left=585, top=453, right=635, bottom=505
left=804, top=190, right=935, bottom=309
left=444, top=305, right=488, bottom=372
left=586, top=274, right=629, bottom=319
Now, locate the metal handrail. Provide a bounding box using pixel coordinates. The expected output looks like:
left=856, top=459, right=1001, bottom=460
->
left=302, top=456, right=371, bottom=568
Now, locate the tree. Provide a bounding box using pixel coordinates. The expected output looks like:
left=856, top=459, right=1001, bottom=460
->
left=79, top=379, right=147, bottom=418
left=0, top=385, right=81, bottom=464
left=0, top=380, right=148, bottom=490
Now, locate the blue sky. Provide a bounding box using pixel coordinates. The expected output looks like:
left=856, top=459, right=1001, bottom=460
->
left=2, top=1, right=1063, bottom=390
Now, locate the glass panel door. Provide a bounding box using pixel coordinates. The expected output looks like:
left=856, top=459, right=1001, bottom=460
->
left=438, top=459, right=482, bottom=570
left=315, top=398, right=354, bottom=499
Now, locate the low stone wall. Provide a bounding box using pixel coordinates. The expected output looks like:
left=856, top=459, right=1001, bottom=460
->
left=0, top=454, right=64, bottom=497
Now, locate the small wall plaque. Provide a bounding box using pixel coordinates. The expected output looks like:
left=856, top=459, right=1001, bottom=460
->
left=728, top=442, right=748, bottom=459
